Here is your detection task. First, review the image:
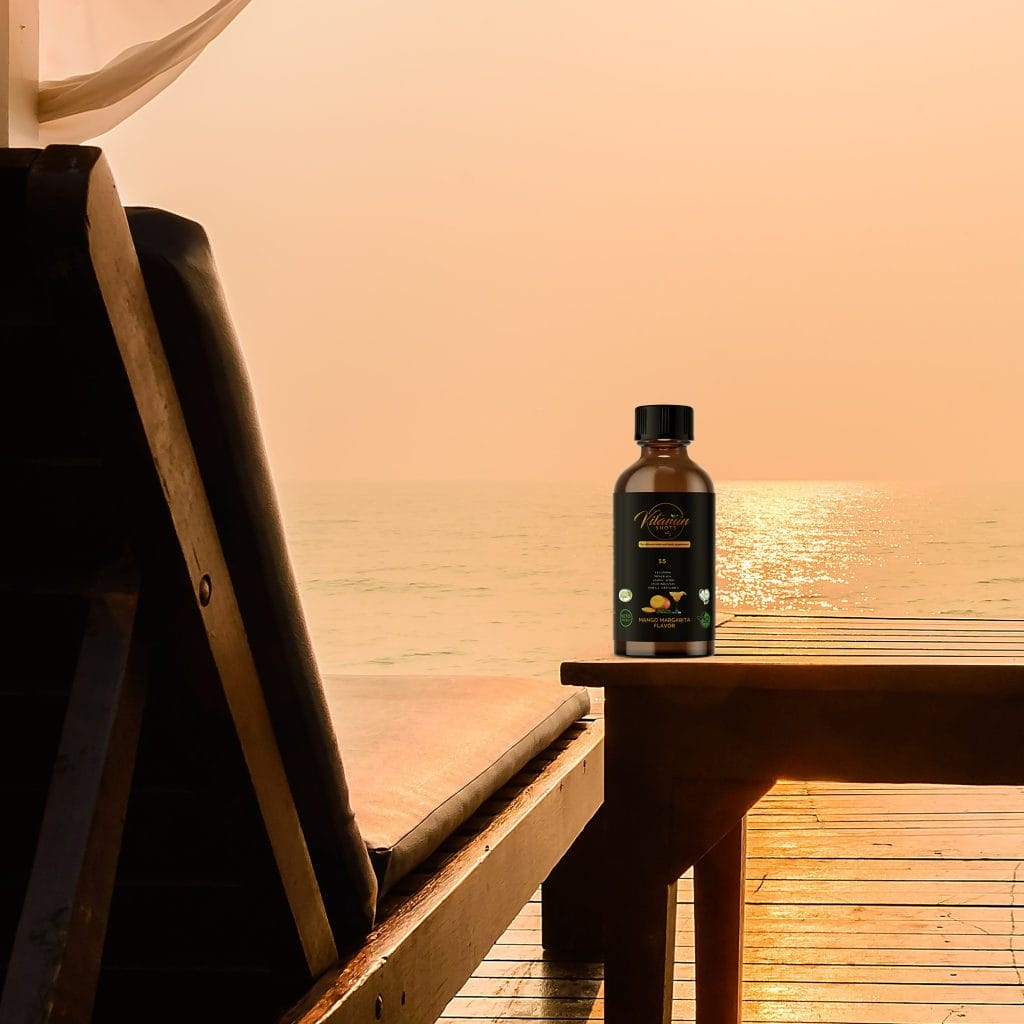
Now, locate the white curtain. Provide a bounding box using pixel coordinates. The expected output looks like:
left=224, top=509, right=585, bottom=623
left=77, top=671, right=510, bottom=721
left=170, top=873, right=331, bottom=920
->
left=39, top=0, right=252, bottom=143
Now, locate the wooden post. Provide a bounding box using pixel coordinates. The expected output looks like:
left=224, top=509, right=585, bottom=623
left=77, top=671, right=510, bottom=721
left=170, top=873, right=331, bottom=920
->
left=0, top=578, right=144, bottom=1024
left=1, top=0, right=37, bottom=146
left=694, top=816, right=747, bottom=1024
left=541, top=805, right=607, bottom=957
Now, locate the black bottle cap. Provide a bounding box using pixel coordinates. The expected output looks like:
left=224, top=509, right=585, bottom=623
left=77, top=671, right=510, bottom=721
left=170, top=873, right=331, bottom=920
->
left=634, top=404, right=694, bottom=442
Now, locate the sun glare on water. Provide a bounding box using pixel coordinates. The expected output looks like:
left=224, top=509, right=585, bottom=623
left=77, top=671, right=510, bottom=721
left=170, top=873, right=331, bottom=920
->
left=718, top=482, right=898, bottom=614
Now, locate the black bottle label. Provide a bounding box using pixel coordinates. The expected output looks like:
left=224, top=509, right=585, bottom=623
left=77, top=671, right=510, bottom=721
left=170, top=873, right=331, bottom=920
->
left=613, top=492, right=715, bottom=644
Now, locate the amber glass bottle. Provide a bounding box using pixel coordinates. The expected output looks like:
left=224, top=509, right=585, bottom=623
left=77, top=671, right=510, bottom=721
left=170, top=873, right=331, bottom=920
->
left=613, top=404, right=715, bottom=657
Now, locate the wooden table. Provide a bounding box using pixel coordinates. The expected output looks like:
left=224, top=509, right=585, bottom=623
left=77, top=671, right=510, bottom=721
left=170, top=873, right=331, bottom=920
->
left=561, top=613, right=1024, bottom=1024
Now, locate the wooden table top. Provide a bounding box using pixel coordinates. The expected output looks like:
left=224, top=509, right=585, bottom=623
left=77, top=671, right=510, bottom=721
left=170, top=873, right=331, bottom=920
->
left=569, top=616, right=1024, bottom=1024
left=562, top=614, right=1024, bottom=689
left=564, top=612, right=1024, bottom=794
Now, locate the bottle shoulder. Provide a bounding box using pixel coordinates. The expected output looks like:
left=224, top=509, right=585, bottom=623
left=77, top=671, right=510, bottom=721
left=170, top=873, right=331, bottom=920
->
left=614, top=454, right=714, bottom=494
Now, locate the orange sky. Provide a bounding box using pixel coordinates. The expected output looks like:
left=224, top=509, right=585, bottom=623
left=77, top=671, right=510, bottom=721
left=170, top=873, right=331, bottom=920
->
left=100, top=1, right=1024, bottom=482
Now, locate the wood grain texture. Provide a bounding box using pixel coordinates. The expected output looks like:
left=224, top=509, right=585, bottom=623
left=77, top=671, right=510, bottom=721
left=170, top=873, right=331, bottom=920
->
left=563, top=614, right=1024, bottom=684
left=280, top=721, right=603, bottom=1024
left=557, top=616, right=1024, bottom=1023
left=438, top=780, right=1024, bottom=1023
left=34, top=145, right=337, bottom=975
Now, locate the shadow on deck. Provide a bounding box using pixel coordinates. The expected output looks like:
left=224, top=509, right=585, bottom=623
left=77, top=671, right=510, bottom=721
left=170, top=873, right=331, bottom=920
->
left=440, top=780, right=1024, bottom=1023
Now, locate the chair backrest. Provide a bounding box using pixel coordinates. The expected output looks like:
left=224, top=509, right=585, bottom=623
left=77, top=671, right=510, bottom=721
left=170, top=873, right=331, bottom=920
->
left=0, top=145, right=377, bottom=1021
left=124, top=204, right=379, bottom=937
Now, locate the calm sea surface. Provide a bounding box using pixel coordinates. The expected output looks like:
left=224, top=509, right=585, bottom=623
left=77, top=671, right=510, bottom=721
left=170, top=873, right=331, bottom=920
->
left=277, top=481, right=1024, bottom=679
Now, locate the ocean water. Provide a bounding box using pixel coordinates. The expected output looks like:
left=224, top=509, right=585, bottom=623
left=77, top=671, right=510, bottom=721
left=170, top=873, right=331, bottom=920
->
left=277, top=481, right=1024, bottom=680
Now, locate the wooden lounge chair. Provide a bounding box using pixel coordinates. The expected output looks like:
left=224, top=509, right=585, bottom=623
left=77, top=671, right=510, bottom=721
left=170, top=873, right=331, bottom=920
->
left=0, top=145, right=604, bottom=1024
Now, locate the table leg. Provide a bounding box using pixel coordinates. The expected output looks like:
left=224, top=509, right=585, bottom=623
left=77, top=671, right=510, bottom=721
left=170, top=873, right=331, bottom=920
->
left=605, top=847, right=679, bottom=1024
left=694, top=815, right=747, bottom=1024
left=603, top=687, right=768, bottom=1024
left=604, top=693, right=680, bottom=1024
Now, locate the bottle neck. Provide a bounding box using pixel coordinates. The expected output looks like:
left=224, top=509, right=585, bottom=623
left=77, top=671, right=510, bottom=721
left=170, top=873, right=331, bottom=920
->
left=639, top=438, right=690, bottom=457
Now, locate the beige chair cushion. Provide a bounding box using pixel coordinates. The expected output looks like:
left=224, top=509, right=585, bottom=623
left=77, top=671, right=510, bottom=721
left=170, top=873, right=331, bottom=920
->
left=324, top=676, right=590, bottom=894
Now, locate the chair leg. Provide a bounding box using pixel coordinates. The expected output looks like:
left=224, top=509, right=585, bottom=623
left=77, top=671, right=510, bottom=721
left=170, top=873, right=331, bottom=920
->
left=694, top=815, right=747, bottom=1024
left=541, top=806, right=606, bottom=957
left=0, top=580, right=144, bottom=1024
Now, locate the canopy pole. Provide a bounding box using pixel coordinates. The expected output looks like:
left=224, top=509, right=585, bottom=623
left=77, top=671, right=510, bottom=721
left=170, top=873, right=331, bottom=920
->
left=1, top=0, right=37, bottom=146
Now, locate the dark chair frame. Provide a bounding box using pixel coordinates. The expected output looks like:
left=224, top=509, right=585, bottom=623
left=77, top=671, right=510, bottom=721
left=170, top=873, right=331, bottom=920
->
left=0, top=145, right=604, bottom=1024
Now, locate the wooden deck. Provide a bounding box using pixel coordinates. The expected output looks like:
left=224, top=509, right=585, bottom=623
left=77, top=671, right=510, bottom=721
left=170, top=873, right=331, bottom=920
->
left=439, top=778, right=1024, bottom=1022
left=441, top=616, right=1024, bottom=1022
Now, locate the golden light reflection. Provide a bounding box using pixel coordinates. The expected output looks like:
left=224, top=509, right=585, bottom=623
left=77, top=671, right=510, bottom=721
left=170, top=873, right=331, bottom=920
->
left=281, top=480, right=1024, bottom=676
left=718, top=482, right=885, bottom=614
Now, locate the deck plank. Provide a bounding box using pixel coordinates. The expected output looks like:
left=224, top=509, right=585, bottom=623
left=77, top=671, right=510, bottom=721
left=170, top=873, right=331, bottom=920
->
left=444, top=617, right=1024, bottom=1022
left=438, top=779, right=1024, bottom=1022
